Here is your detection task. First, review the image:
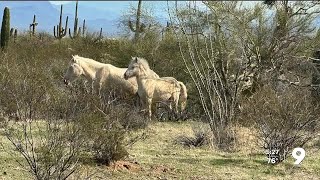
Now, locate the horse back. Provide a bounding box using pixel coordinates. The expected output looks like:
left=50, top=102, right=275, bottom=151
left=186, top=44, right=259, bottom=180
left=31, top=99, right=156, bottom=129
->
left=142, top=78, right=180, bottom=101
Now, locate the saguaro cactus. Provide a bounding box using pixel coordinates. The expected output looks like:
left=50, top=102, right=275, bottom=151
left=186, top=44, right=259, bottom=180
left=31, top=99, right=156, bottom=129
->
left=10, top=27, right=14, bottom=36
left=69, top=1, right=86, bottom=39
left=128, top=0, right=145, bottom=42
left=81, top=19, right=86, bottom=36
left=93, top=28, right=103, bottom=43
left=1, top=7, right=10, bottom=50
left=53, top=5, right=68, bottom=39
left=13, top=29, right=17, bottom=43
left=96, top=28, right=103, bottom=41
left=69, top=1, right=79, bottom=39
left=9, top=27, right=17, bottom=42
left=29, top=14, right=38, bottom=36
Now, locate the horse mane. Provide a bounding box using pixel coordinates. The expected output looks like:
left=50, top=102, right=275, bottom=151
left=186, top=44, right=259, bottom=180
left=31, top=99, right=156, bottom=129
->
left=132, top=57, right=150, bottom=70
left=73, top=55, right=105, bottom=67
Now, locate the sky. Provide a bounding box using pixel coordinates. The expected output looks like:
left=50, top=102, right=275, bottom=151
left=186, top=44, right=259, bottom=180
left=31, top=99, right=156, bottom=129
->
left=49, top=1, right=72, bottom=5
left=49, top=1, right=258, bottom=7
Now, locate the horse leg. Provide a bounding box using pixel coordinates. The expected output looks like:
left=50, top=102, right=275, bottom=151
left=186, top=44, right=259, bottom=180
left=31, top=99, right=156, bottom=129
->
left=90, top=80, right=94, bottom=94
left=98, top=83, right=102, bottom=97
left=146, top=98, right=152, bottom=121
left=93, top=81, right=102, bottom=97
left=151, top=102, right=157, bottom=118
left=134, top=93, right=141, bottom=108
left=168, top=101, right=172, bottom=110
left=173, top=93, right=179, bottom=118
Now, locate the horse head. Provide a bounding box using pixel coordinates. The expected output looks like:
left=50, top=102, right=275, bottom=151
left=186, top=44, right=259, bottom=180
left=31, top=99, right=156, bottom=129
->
left=124, top=57, right=150, bottom=80
left=63, top=56, right=84, bottom=85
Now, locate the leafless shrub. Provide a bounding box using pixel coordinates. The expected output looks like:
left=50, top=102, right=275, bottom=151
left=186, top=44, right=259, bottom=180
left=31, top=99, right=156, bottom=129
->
left=5, top=120, right=82, bottom=180
left=0, top=51, right=83, bottom=179
left=241, top=85, right=319, bottom=163
left=67, top=88, right=145, bottom=166
left=1, top=88, right=82, bottom=179
left=169, top=2, right=245, bottom=150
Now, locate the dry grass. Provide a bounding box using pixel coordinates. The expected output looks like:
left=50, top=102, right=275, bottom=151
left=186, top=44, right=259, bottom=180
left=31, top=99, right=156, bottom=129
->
left=1, top=121, right=320, bottom=179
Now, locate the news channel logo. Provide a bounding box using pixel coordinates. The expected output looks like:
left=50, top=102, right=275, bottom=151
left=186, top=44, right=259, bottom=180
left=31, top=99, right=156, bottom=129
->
left=266, top=147, right=305, bottom=165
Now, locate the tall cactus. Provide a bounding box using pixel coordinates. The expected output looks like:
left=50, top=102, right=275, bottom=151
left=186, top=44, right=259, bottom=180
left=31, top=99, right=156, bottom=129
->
left=13, top=29, right=17, bottom=43
left=53, top=5, right=68, bottom=39
left=1, top=7, right=10, bottom=50
left=81, top=19, right=86, bottom=36
left=9, top=27, right=17, bottom=42
left=69, top=1, right=79, bottom=39
left=128, top=0, right=145, bottom=42
left=69, top=1, right=86, bottom=39
left=99, top=28, right=103, bottom=39
left=10, top=27, right=14, bottom=36
left=29, top=14, right=38, bottom=36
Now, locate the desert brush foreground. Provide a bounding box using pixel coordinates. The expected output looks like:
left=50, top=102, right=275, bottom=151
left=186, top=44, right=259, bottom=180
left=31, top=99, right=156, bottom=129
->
left=1, top=121, right=320, bottom=180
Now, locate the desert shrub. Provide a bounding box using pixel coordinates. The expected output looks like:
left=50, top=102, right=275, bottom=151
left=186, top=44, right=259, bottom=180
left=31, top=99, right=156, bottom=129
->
left=75, top=109, right=129, bottom=166
left=0, top=40, right=86, bottom=179
left=91, top=128, right=128, bottom=165
left=67, top=88, right=147, bottom=166
left=241, top=85, right=319, bottom=163
left=4, top=119, right=82, bottom=180
left=0, top=73, right=82, bottom=180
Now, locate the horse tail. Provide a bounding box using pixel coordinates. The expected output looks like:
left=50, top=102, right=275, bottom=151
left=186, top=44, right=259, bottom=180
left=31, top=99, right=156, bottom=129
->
left=178, top=81, right=187, bottom=111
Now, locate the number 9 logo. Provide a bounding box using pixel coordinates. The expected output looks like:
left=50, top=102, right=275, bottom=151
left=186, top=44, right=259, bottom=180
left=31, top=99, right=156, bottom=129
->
left=292, top=147, right=305, bottom=165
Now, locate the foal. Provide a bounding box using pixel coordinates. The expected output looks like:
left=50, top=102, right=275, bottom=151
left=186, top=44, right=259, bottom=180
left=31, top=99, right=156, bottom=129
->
left=124, top=57, right=181, bottom=120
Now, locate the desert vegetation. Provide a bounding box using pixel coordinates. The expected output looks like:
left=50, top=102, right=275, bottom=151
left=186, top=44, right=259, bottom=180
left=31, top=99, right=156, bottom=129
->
left=0, top=0, right=320, bottom=179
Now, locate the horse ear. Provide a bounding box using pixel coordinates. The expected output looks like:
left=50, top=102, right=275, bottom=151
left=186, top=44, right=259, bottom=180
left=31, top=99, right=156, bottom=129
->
left=71, top=55, right=76, bottom=63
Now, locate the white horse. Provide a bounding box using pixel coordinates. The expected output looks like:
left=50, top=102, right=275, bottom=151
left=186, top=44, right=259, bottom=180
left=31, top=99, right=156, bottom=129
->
left=124, top=57, right=187, bottom=120
left=63, top=55, right=159, bottom=98
left=160, top=77, right=187, bottom=112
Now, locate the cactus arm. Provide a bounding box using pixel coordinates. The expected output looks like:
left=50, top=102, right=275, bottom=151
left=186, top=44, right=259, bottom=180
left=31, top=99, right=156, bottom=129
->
left=140, top=23, right=145, bottom=32
left=82, top=19, right=86, bottom=36
left=56, top=25, right=60, bottom=38
left=74, top=1, right=78, bottom=36
left=135, top=0, right=142, bottom=32
left=10, top=28, right=13, bottom=36
left=62, top=16, right=68, bottom=37
left=99, top=28, right=103, bottom=39
left=78, top=27, right=81, bottom=36
left=128, top=20, right=136, bottom=32
left=59, top=5, right=63, bottom=36
left=53, top=26, right=56, bottom=37
left=13, top=29, right=17, bottom=43
left=74, top=17, right=78, bottom=36
left=68, top=28, right=73, bottom=39
left=32, top=15, right=36, bottom=35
